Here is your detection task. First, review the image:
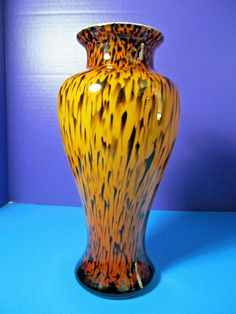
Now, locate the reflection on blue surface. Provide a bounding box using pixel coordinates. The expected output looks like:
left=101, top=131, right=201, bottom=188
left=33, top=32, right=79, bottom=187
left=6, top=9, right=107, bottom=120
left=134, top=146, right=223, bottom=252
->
left=0, top=203, right=235, bottom=314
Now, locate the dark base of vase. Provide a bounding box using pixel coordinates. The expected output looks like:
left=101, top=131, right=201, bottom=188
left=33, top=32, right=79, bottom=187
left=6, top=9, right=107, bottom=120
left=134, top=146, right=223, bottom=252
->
left=75, top=260, right=156, bottom=299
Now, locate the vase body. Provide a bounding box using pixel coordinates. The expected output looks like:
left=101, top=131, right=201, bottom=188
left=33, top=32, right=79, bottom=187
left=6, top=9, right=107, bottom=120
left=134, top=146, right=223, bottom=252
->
left=58, top=23, right=180, bottom=297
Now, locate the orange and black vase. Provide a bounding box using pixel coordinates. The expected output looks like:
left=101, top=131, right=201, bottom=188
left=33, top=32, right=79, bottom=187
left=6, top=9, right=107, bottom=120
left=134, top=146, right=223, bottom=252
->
left=58, top=22, right=180, bottom=298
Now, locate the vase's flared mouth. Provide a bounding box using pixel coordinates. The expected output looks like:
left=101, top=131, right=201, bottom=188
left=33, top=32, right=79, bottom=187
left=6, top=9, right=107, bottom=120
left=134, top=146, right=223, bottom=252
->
left=77, top=22, right=164, bottom=48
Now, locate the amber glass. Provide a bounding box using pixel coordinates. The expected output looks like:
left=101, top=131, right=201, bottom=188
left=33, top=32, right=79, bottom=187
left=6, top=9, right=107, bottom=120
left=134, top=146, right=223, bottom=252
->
left=58, top=23, right=180, bottom=298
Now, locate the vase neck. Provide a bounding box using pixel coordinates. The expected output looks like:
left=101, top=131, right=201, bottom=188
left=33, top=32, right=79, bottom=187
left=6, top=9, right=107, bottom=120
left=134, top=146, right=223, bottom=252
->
left=77, top=23, right=164, bottom=69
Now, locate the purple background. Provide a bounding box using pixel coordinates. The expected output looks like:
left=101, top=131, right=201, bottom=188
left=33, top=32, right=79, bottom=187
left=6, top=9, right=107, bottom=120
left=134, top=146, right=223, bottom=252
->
left=0, top=0, right=8, bottom=206
left=4, top=0, right=236, bottom=210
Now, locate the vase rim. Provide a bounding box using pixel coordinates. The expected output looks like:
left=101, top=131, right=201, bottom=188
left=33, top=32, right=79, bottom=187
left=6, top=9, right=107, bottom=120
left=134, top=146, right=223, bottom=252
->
left=78, top=22, right=163, bottom=33
left=77, top=22, right=164, bottom=47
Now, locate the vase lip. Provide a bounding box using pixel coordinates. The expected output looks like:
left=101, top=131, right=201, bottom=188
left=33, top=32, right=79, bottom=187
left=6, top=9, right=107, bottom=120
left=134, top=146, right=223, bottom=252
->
left=77, top=22, right=164, bottom=47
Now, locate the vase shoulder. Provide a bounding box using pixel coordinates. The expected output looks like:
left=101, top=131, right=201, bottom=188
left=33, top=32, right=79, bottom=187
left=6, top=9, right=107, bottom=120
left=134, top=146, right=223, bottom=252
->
left=59, top=66, right=180, bottom=136
left=60, top=66, right=179, bottom=101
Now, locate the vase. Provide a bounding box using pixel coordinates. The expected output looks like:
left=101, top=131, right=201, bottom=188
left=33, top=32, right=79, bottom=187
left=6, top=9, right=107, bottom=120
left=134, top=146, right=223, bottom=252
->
left=58, top=22, right=180, bottom=298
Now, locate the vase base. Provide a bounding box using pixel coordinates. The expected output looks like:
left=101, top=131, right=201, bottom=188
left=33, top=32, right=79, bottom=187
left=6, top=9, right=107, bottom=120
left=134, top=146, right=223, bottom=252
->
left=75, top=260, right=155, bottom=299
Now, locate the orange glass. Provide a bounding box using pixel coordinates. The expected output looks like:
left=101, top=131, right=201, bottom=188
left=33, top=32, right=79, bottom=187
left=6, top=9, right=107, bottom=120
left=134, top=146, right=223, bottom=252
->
left=58, top=23, right=180, bottom=298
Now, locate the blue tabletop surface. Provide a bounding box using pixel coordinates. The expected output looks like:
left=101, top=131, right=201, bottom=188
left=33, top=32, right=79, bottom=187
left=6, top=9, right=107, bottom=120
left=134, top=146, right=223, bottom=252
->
left=0, top=203, right=236, bottom=314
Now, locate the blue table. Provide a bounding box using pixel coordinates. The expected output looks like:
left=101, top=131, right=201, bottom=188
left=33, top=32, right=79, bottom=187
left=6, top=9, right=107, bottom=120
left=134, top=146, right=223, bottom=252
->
left=0, top=203, right=235, bottom=314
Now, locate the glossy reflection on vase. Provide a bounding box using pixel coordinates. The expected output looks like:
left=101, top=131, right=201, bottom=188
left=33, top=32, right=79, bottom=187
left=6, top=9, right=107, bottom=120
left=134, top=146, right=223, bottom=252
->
left=58, top=22, right=180, bottom=298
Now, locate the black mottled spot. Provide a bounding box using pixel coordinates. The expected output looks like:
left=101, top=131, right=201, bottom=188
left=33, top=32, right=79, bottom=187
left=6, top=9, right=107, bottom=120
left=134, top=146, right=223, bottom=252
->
left=131, top=49, right=136, bottom=57
left=162, top=155, right=170, bottom=170
left=136, top=149, right=155, bottom=192
left=119, top=225, right=125, bottom=242
left=103, top=100, right=109, bottom=111
left=131, top=81, right=135, bottom=98
left=159, top=132, right=165, bottom=145
left=104, top=200, right=108, bottom=217
left=145, top=149, right=155, bottom=173
left=117, top=45, right=122, bottom=52
left=121, top=111, right=127, bottom=130
left=131, top=262, right=135, bottom=272
left=101, top=137, right=106, bottom=149
left=78, top=94, right=84, bottom=108
left=165, top=77, right=172, bottom=91
left=110, top=114, right=113, bottom=127
left=113, top=24, right=118, bottom=32
left=88, top=152, right=92, bottom=169
left=126, top=127, right=136, bottom=167
left=90, top=26, right=96, bottom=33
left=72, top=114, right=76, bottom=125
left=139, top=212, right=145, bottom=221
left=114, top=187, right=118, bottom=199
left=135, top=142, right=140, bottom=154
left=101, top=76, right=108, bottom=86
left=99, top=105, right=104, bottom=120
left=140, top=118, right=144, bottom=129
left=108, top=171, right=112, bottom=183
left=148, top=110, right=152, bottom=123
left=126, top=197, right=132, bottom=209
left=91, top=197, right=95, bottom=214
left=137, top=93, right=143, bottom=105
left=132, top=225, right=135, bottom=234
left=85, top=30, right=93, bottom=42
left=59, top=93, right=63, bottom=105
left=113, top=242, right=122, bottom=256
left=97, top=151, right=100, bottom=166
left=101, top=183, right=105, bottom=198
left=153, top=138, right=158, bottom=147
left=74, top=165, right=78, bottom=175
left=117, top=88, right=125, bottom=103
left=78, top=158, right=82, bottom=172
left=82, top=183, right=88, bottom=203
left=88, top=255, right=93, bottom=262
left=128, top=37, right=134, bottom=45
left=122, top=37, right=128, bottom=47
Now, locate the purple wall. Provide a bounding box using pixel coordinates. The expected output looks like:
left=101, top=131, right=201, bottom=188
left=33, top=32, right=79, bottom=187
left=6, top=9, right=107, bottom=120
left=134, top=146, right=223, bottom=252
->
left=6, top=0, right=236, bottom=210
left=0, top=0, right=8, bottom=206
